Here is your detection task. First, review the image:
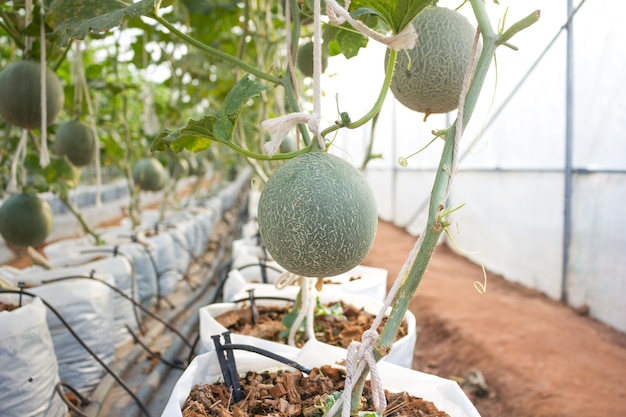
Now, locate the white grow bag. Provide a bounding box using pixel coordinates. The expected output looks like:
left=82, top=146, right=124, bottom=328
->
left=0, top=296, right=68, bottom=417
left=223, top=264, right=388, bottom=304
left=161, top=339, right=481, bottom=417
left=199, top=291, right=416, bottom=368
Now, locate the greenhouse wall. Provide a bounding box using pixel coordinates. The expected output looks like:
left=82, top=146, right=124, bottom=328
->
left=327, top=0, right=626, bottom=333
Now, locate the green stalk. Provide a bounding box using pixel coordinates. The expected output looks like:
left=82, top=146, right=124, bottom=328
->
left=341, top=1, right=539, bottom=414
left=151, top=15, right=282, bottom=86
left=59, top=195, right=102, bottom=244
left=320, top=49, right=397, bottom=139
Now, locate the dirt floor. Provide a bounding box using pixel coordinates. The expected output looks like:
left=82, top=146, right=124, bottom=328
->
left=362, top=220, right=626, bottom=417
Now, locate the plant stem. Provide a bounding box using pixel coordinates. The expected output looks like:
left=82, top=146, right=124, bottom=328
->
left=151, top=15, right=282, bottom=86
left=320, top=49, right=397, bottom=139
left=59, top=195, right=102, bottom=244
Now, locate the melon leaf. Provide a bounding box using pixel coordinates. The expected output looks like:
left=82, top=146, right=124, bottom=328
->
left=47, top=0, right=156, bottom=46
left=349, top=0, right=430, bottom=34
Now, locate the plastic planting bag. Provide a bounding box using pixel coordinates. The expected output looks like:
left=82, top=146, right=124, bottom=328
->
left=0, top=296, right=68, bottom=417
left=223, top=264, right=388, bottom=304
left=198, top=291, right=417, bottom=368
left=31, top=278, right=116, bottom=395
left=160, top=339, right=481, bottom=417
left=145, top=232, right=182, bottom=297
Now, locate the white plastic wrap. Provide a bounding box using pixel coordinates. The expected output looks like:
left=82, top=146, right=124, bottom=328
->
left=30, top=278, right=116, bottom=395
left=145, top=232, right=182, bottom=297
left=199, top=292, right=416, bottom=368
left=160, top=339, right=481, bottom=417
left=0, top=296, right=68, bottom=417
left=223, top=265, right=388, bottom=303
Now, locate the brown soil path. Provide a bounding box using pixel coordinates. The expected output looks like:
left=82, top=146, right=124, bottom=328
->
left=362, top=220, right=626, bottom=417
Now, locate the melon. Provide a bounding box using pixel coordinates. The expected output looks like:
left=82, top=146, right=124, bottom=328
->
left=132, top=157, right=168, bottom=191
left=297, top=41, right=328, bottom=78
left=54, top=120, right=96, bottom=167
left=0, top=192, right=53, bottom=247
left=388, top=6, right=478, bottom=117
left=0, top=60, right=64, bottom=130
left=257, top=152, right=377, bottom=277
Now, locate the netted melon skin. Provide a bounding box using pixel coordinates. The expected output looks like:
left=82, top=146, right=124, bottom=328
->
left=258, top=152, right=378, bottom=277
left=389, top=7, right=477, bottom=115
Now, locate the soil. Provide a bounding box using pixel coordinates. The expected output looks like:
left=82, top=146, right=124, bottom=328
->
left=183, top=365, right=448, bottom=417
left=0, top=301, right=18, bottom=312
left=214, top=301, right=408, bottom=349
left=362, top=220, right=626, bottom=417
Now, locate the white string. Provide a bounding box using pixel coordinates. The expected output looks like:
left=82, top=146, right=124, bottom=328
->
left=325, top=0, right=416, bottom=51
left=262, top=0, right=325, bottom=155
left=7, top=130, right=28, bottom=193
left=76, top=41, right=103, bottom=207
left=38, top=0, right=50, bottom=167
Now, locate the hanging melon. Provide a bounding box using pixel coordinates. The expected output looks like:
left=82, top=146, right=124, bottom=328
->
left=0, top=61, right=64, bottom=130
left=388, top=6, right=478, bottom=118
left=257, top=152, right=378, bottom=277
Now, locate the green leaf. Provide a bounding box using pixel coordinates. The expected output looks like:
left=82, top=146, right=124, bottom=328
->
left=47, top=0, right=156, bottom=46
left=214, top=75, right=267, bottom=143
left=349, top=0, right=431, bottom=34
left=151, top=117, right=218, bottom=153
left=336, top=25, right=368, bottom=59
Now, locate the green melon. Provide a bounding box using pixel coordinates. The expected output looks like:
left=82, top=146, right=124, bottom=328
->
left=297, top=41, right=328, bottom=78
left=169, top=157, right=190, bottom=180
left=132, top=157, right=168, bottom=191
left=0, top=192, right=53, bottom=247
left=257, top=152, right=378, bottom=277
left=0, top=60, right=64, bottom=130
left=54, top=120, right=96, bottom=167
left=388, top=6, right=478, bottom=117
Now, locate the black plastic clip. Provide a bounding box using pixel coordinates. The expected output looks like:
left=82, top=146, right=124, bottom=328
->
left=246, top=289, right=259, bottom=325
left=212, top=331, right=243, bottom=403
left=17, top=281, right=25, bottom=307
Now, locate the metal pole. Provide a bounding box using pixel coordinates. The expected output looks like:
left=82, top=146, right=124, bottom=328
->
left=561, top=0, right=575, bottom=304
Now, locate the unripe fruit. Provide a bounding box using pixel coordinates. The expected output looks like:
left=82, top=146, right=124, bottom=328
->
left=297, top=42, right=328, bottom=78
left=388, top=7, right=478, bottom=117
left=54, top=121, right=96, bottom=167
left=0, top=61, right=64, bottom=129
left=258, top=152, right=378, bottom=277
left=132, top=157, right=168, bottom=191
left=0, top=192, right=53, bottom=247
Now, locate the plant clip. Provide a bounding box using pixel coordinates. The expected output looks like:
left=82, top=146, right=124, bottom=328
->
left=212, top=332, right=243, bottom=403
left=246, top=288, right=260, bottom=325
left=112, top=245, right=119, bottom=257
left=17, top=281, right=25, bottom=307
left=211, top=331, right=313, bottom=404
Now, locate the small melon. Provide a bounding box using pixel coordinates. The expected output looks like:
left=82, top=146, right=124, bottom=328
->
left=0, top=192, right=53, bottom=247
left=257, top=152, right=377, bottom=277
left=297, top=41, right=328, bottom=78
left=388, top=6, right=478, bottom=117
left=0, top=60, right=65, bottom=130
left=54, top=120, right=96, bottom=167
left=132, top=157, right=168, bottom=191
left=168, top=157, right=190, bottom=180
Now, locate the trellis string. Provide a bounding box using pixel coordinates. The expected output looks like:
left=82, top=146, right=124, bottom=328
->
left=38, top=0, right=50, bottom=167
left=262, top=0, right=325, bottom=154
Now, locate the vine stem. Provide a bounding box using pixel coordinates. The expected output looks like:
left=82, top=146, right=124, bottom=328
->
left=320, top=49, right=398, bottom=139
left=150, top=15, right=281, bottom=85
left=59, top=195, right=102, bottom=245
left=340, top=1, right=540, bottom=414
